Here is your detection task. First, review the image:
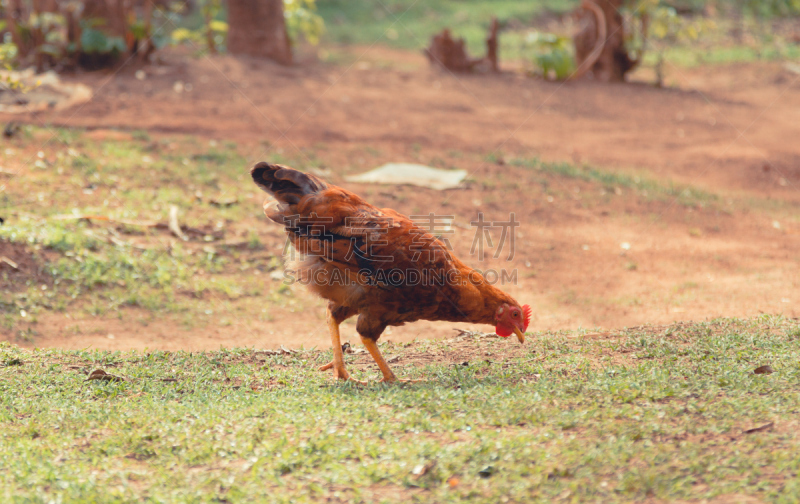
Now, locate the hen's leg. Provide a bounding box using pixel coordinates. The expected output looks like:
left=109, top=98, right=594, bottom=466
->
left=361, top=337, right=421, bottom=383
left=319, top=306, right=363, bottom=383
left=360, top=337, right=398, bottom=382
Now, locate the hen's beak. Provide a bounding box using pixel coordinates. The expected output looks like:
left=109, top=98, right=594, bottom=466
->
left=513, top=327, right=525, bottom=344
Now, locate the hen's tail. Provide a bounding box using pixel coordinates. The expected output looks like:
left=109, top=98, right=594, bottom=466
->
left=250, top=162, right=328, bottom=205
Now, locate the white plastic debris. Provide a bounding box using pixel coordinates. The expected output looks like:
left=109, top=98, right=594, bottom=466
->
left=345, top=163, right=467, bottom=190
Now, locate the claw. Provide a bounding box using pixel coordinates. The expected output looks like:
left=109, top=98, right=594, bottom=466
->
left=318, top=360, right=366, bottom=384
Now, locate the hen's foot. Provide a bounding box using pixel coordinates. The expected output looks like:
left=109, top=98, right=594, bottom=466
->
left=318, top=361, right=366, bottom=384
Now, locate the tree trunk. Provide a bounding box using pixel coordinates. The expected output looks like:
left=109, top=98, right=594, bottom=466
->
left=5, top=0, right=27, bottom=57
left=82, top=0, right=129, bottom=39
left=573, top=0, right=639, bottom=82
left=227, top=0, right=292, bottom=65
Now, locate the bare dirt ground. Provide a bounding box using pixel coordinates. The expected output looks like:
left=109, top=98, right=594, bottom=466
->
left=2, top=46, right=799, bottom=351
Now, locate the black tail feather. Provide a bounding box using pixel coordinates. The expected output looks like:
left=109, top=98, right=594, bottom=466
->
left=250, top=162, right=328, bottom=204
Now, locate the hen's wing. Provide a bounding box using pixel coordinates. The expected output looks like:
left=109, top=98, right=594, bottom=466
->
left=300, top=189, right=454, bottom=284
left=252, top=163, right=454, bottom=287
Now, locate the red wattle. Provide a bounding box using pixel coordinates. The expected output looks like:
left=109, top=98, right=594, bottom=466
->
left=495, top=325, right=512, bottom=337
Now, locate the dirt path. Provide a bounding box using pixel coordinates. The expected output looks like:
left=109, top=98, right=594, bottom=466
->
left=3, top=46, right=799, bottom=351
left=31, top=48, right=800, bottom=198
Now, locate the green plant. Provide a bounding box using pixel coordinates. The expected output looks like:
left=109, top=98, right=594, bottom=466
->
left=172, top=0, right=323, bottom=52
left=3, top=2, right=161, bottom=70
left=632, top=1, right=716, bottom=86
left=734, top=0, right=800, bottom=17
left=523, top=31, right=574, bottom=80
left=29, top=11, right=68, bottom=58
left=284, top=0, right=325, bottom=45
left=80, top=24, right=126, bottom=55
left=201, top=0, right=226, bottom=53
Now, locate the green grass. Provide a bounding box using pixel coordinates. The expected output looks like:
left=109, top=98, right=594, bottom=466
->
left=509, top=157, right=719, bottom=208
left=1, top=317, right=799, bottom=502
left=643, top=15, right=800, bottom=70
left=314, top=0, right=800, bottom=72
left=0, top=214, right=280, bottom=334
left=317, top=0, right=577, bottom=55
left=0, top=127, right=294, bottom=333
left=648, top=43, right=800, bottom=68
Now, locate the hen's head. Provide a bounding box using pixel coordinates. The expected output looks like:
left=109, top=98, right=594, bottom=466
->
left=494, top=303, right=531, bottom=343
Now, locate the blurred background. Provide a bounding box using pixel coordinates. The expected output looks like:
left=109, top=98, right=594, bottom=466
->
left=0, top=0, right=798, bottom=350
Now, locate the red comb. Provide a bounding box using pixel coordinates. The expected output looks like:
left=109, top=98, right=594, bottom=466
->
left=522, top=304, right=532, bottom=331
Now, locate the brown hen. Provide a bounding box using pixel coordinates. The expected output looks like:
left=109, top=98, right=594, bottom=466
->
left=252, top=162, right=530, bottom=383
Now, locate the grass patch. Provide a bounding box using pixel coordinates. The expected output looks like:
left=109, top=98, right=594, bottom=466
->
left=511, top=157, right=719, bottom=207
left=0, top=127, right=290, bottom=333
left=643, top=15, right=800, bottom=70
left=0, top=217, right=277, bottom=328
left=317, top=0, right=576, bottom=55
left=1, top=317, right=799, bottom=502
left=649, top=43, right=800, bottom=69
left=315, top=1, right=800, bottom=71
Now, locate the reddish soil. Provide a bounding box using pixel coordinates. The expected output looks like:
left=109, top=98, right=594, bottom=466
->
left=0, top=241, right=51, bottom=287
left=2, top=46, right=799, bottom=351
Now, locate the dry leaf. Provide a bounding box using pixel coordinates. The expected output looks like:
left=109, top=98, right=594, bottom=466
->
left=168, top=205, right=189, bottom=241
left=0, top=256, right=19, bottom=269
left=573, top=332, right=613, bottom=339
left=743, top=422, right=774, bottom=434
left=453, top=328, right=494, bottom=339
left=52, top=214, right=161, bottom=227
left=86, top=369, right=125, bottom=382
left=412, top=460, right=436, bottom=478
left=754, top=365, right=774, bottom=375
left=256, top=347, right=299, bottom=356
left=208, top=197, right=239, bottom=207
